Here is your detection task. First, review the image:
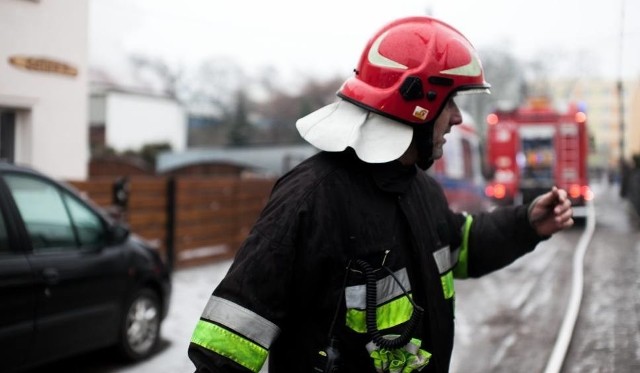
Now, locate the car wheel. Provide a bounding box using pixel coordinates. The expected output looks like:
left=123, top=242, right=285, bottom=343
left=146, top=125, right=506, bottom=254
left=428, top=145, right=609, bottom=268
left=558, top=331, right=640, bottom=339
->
left=118, top=288, right=161, bottom=361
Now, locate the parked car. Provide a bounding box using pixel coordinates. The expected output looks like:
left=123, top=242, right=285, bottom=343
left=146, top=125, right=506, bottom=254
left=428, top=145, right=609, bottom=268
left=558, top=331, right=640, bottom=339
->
left=0, top=163, right=172, bottom=372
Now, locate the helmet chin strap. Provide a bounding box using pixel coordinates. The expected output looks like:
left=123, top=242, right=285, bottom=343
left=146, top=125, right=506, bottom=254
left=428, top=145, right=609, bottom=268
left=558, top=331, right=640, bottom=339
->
left=413, top=125, right=435, bottom=170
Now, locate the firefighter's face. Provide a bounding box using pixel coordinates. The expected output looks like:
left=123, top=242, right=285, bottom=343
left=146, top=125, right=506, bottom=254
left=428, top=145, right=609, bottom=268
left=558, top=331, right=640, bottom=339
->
left=432, top=98, right=463, bottom=160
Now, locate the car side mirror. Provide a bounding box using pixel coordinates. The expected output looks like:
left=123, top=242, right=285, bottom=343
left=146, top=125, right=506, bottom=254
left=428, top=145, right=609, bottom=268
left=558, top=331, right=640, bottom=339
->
left=108, top=222, right=130, bottom=244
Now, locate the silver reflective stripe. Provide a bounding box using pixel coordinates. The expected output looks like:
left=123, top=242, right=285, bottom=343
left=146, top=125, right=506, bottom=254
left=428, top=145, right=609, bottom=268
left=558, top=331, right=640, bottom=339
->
left=451, top=246, right=460, bottom=267
left=201, top=296, right=280, bottom=349
left=433, top=245, right=457, bottom=274
left=345, top=268, right=411, bottom=309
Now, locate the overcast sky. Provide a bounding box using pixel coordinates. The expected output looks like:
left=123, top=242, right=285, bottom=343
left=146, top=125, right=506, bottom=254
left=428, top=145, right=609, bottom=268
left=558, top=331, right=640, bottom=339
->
left=89, top=0, right=640, bottom=86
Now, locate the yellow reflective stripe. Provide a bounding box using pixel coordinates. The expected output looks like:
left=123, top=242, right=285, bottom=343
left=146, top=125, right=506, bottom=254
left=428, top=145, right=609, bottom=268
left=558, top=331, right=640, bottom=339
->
left=191, top=320, right=267, bottom=373
left=453, top=215, right=473, bottom=279
left=345, top=295, right=414, bottom=333
left=440, top=271, right=455, bottom=299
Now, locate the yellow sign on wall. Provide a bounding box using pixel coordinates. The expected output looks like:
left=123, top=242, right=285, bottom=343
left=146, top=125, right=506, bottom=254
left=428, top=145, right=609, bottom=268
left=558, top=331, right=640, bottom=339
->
left=8, top=55, right=78, bottom=77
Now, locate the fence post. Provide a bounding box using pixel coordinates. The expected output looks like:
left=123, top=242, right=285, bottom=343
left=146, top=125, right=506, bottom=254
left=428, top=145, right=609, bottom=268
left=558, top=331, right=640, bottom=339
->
left=165, top=176, right=176, bottom=271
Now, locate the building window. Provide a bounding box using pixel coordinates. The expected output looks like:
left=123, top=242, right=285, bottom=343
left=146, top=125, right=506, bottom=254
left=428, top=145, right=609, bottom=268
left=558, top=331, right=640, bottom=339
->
left=0, top=111, right=16, bottom=163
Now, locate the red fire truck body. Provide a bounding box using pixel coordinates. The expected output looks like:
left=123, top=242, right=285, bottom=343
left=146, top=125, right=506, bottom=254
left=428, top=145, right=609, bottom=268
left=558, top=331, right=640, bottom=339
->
left=484, top=98, right=592, bottom=218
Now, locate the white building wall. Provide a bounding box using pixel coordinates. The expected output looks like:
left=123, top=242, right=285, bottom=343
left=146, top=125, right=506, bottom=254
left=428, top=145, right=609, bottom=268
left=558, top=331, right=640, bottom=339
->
left=105, top=92, right=186, bottom=152
left=89, top=94, right=106, bottom=125
left=0, top=0, right=88, bottom=180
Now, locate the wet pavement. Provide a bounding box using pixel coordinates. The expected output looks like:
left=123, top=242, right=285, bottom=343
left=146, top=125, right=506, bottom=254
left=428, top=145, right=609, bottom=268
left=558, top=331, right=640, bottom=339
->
left=563, top=185, right=640, bottom=372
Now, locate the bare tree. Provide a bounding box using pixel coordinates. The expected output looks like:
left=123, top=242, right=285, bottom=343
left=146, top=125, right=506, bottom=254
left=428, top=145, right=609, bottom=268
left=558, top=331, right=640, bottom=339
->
left=186, top=57, right=246, bottom=118
left=456, top=46, right=526, bottom=137
left=227, top=89, right=252, bottom=146
left=129, top=54, right=186, bottom=100
left=254, top=76, right=344, bottom=144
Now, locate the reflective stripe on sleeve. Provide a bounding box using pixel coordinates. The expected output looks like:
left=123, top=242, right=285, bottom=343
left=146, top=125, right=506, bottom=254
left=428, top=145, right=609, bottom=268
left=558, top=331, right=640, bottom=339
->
left=200, top=296, right=280, bottom=348
left=191, top=320, right=267, bottom=373
left=453, top=214, right=473, bottom=279
left=440, top=271, right=455, bottom=299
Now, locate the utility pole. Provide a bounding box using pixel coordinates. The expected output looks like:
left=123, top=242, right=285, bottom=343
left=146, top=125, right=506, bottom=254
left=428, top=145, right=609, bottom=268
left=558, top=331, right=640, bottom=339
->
left=618, top=0, right=627, bottom=195
left=618, top=0, right=626, bottom=165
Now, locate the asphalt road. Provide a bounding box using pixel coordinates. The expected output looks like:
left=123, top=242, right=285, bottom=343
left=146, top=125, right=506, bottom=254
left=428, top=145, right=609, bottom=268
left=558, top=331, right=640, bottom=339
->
left=562, top=185, right=640, bottom=372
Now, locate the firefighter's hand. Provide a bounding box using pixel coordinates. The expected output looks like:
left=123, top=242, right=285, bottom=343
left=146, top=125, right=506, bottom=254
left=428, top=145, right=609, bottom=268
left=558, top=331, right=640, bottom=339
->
left=528, top=186, right=574, bottom=236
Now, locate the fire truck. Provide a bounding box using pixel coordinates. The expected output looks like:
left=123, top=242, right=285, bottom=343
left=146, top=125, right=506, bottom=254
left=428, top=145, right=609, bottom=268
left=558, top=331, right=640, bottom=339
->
left=484, top=97, right=593, bottom=219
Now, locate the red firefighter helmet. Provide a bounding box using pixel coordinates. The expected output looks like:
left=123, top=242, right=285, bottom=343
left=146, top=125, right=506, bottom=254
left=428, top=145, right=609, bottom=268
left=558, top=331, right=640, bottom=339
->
left=338, top=16, right=490, bottom=125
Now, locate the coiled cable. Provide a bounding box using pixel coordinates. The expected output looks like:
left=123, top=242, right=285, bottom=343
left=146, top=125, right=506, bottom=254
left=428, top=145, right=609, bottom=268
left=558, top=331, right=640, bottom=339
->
left=353, top=259, right=423, bottom=349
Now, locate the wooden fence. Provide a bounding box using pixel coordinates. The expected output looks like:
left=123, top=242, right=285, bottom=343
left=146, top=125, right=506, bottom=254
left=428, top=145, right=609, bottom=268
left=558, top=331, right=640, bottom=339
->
left=67, top=175, right=276, bottom=269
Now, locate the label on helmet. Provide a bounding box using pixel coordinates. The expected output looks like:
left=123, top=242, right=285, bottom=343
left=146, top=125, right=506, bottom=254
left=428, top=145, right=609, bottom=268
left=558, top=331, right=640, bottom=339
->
left=413, top=106, right=429, bottom=121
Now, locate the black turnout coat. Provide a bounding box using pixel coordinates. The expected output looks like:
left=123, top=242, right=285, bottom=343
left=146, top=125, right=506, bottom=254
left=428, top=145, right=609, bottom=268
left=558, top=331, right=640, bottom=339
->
left=189, top=150, right=545, bottom=373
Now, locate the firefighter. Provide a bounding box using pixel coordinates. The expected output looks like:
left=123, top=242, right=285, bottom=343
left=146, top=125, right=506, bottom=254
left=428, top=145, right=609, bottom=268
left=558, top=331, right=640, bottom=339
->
left=188, top=16, right=573, bottom=373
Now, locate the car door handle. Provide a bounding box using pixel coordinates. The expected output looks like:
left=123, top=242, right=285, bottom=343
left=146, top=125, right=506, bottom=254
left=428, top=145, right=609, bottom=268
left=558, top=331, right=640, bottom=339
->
left=41, top=268, right=60, bottom=285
